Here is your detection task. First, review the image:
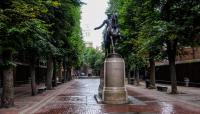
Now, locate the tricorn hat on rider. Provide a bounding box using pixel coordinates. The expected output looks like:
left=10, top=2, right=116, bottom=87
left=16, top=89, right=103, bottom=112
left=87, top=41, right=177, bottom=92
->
left=105, top=11, right=112, bottom=18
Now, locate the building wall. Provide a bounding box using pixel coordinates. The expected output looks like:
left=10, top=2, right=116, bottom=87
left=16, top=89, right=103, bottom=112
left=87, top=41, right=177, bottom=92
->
left=176, top=47, right=200, bottom=61
left=155, top=47, right=200, bottom=87
left=156, top=62, right=200, bottom=87
left=85, top=42, right=93, bottom=48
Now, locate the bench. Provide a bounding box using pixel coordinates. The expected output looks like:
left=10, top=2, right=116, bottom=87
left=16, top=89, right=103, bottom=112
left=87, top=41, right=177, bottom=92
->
left=157, top=86, right=168, bottom=92
left=129, top=78, right=135, bottom=85
left=38, top=86, right=47, bottom=93
left=57, top=81, right=62, bottom=85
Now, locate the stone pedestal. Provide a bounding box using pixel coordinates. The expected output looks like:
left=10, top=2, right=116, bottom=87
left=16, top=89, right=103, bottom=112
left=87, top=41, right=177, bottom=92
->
left=98, top=65, right=104, bottom=98
left=102, top=53, right=128, bottom=104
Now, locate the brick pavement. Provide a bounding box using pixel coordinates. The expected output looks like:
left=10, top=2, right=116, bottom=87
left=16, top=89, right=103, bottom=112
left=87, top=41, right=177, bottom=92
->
left=0, top=79, right=200, bottom=114
left=138, top=82, right=200, bottom=107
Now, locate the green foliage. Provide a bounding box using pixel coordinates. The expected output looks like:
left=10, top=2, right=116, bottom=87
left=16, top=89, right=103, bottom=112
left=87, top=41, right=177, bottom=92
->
left=0, top=0, right=84, bottom=69
left=0, top=0, right=50, bottom=53
left=108, top=0, right=200, bottom=72
left=0, top=61, right=16, bottom=69
left=56, top=0, right=84, bottom=68
left=83, top=47, right=104, bottom=71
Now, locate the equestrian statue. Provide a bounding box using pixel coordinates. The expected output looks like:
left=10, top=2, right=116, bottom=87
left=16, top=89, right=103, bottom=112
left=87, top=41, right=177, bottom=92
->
left=94, top=13, right=121, bottom=56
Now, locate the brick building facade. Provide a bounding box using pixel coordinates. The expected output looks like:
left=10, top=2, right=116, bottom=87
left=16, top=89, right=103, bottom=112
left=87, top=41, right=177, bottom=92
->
left=156, top=47, right=200, bottom=87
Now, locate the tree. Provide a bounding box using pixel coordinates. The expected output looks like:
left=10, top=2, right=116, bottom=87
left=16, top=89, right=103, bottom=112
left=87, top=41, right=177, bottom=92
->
left=13, top=0, right=53, bottom=94
left=38, top=0, right=83, bottom=87
left=0, top=0, right=84, bottom=107
left=159, top=0, right=200, bottom=93
left=24, top=19, right=50, bottom=95
left=0, top=0, right=45, bottom=107
left=83, top=47, right=104, bottom=74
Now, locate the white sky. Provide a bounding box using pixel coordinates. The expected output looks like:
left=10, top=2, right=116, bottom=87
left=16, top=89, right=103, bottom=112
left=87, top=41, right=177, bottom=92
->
left=80, top=0, right=109, bottom=48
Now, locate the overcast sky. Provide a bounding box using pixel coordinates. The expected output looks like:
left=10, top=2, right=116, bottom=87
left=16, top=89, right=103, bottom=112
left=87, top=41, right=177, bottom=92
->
left=80, top=0, right=109, bottom=48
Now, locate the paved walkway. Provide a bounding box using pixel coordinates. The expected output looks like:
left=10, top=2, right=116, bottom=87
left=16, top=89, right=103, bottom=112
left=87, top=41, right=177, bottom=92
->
left=0, top=79, right=200, bottom=114
left=138, top=82, right=200, bottom=106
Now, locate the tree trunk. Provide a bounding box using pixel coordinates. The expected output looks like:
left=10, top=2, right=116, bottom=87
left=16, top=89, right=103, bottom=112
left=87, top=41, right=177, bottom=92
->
left=160, top=0, right=177, bottom=93
left=128, top=71, right=131, bottom=84
left=2, top=68, right=14, bottom=108
left=192, top=47, right=195, bottom=59
left=67, top=67, right=71, bottom=81
left=133, top=68, right=136, bottom=85
left=1, top=50, right=14, bottom=108
left=149, top=57, right=156, bottom=88
left=136, top=68, right=140, bottom=86
left=58, top=63, right=62, bottom=82
left=167, top=40, right=178, bottom=94
left=30, top=62, right=37, bottom=96
left=63, top=58, right=67, bottom=82
left=52, top=58, right=57, bottom=87
left=46, top=56, right=53, bottom=90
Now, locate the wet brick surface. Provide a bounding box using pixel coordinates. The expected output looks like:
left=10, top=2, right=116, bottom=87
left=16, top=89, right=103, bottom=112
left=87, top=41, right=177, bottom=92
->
left=35, top=79, right=200, bottom=114
left=1, top=79, right=200, bottom=114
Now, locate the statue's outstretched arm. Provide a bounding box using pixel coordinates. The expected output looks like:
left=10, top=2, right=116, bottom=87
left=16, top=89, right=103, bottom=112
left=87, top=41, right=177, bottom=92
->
left=94, top=20, right=106, bottom=30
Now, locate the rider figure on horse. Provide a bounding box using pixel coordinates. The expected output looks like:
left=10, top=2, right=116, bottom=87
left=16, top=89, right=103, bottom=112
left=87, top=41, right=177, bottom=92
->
left=94, top=13, right=120, bottom=56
